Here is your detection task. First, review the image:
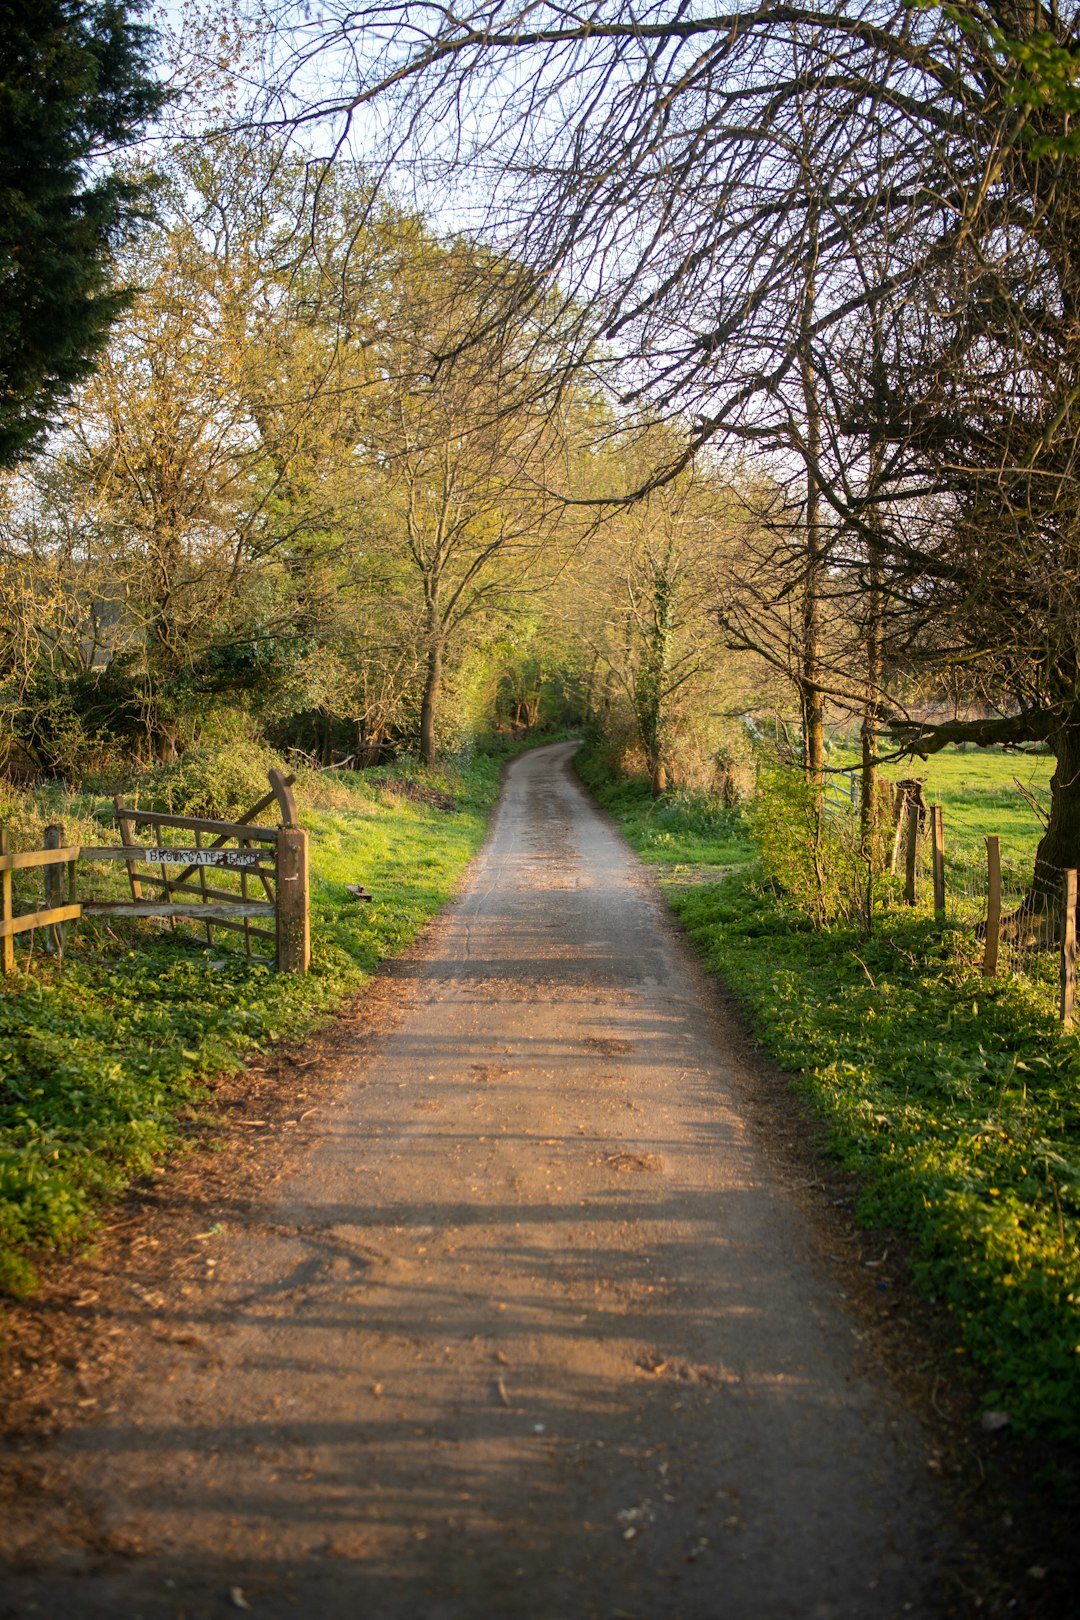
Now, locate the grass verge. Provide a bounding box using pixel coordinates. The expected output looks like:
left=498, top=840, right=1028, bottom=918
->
left=579, top=749, right=1080, bottom=1440
left=0, top=752, right=508, bottom=1298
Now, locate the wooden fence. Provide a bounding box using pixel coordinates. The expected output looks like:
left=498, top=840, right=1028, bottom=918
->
left=823, top=774, right=1077, bottom=1025
left=0, top=767, right=309, bottom=975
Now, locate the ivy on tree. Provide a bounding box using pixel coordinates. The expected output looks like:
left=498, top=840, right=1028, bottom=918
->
left=0, top=0, right=164, bottom=466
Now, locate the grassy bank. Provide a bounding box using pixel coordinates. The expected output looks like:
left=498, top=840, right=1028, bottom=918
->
left=579, top=750, right=1080, bottom=1439
left=0, top=754, right=506, bottom=1297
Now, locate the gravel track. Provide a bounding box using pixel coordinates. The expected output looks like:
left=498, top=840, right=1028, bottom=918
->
left=2, top=742, right=955, bottom=1619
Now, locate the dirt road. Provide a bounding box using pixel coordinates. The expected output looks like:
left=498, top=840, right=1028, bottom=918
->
left=2, top=742, right=954, bottom=1618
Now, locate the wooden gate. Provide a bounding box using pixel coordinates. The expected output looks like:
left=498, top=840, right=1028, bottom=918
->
left=0, top=768, right=309, bottom=974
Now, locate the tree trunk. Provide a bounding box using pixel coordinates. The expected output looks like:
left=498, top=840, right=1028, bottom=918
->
left=860, top=470, right=885, bottom=853
left=999, top=720, right=1080, bottom=943
left=582, top=652, right=600, bottom=724
left=1032, top=723, right=1080, bottom=892
left=860, top=722, right=877, bottom=841
left=798, top=214, right=826, bottom=789
left=145, top=521, right=185, bottom=765
left=419, top=635, right=442, bottom=768
left=637, top=553, right=674, bottom=799
left=801, top=511, right=825, bottom=786
left=152, top=721, right=180, bottom=764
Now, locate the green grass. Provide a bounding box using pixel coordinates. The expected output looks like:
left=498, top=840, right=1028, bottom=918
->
left=876, top=745, right=1052, bottom=864
left=581, top=749, right=1080, bottom=1439
left=0, top=753, right=507, bottom=1297
left=576, top=754, right=753, bottom=873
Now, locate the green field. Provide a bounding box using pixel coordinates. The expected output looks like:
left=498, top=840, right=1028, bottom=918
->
left=825, top=746, right=1054, bottom=916
left=585, top=744, right=1054, bottom=879
left=881, top=747, right=1052, bottom=864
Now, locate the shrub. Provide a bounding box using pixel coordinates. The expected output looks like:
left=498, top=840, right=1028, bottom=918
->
left=748, top=760, right=870, bottom=928
left=133, top=739, right=285, bottom=820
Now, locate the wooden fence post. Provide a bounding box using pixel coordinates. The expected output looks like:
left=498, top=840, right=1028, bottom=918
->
left=276, top=827, right=309, bottom=973
left=982, top=835, right=1002, bottom=978
left=889, top=791, right=905, bottom=875
left=66, top=840, right=77, bottom=939
left=904, top=800, right=919, bottom=906
left=1061, top=869, right=1077, bottom=1027
left=932, top=804, right=946, bottom=920
left=114, top=796, right=143, bottom=901
left=43, top=824, right=63, bottom=954
left=0, top=828, right=12, bottom=974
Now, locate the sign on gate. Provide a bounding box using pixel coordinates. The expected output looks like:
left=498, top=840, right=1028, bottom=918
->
left=139, top=847, right=265, bottom=869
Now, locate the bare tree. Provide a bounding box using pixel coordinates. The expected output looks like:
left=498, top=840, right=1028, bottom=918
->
left=254, top=0, right=1080, bottom=886
left=361, top=239, right=576, bottom=763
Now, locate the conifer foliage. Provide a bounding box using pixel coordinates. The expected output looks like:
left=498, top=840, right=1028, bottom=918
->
left=0, top=0, right=164, bottom=465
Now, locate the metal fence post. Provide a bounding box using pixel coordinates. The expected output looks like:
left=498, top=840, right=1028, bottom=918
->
left=44, top=824, right=62, bottom=954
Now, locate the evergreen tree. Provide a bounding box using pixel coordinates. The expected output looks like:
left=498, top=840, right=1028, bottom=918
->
left=0, top=0, right=164, bottom=465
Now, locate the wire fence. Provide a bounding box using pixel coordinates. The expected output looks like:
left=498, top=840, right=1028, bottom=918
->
left=823, top=773, right=1074, bottom=1021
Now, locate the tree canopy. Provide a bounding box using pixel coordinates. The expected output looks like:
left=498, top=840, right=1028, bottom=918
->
left=258, top=0, right=1080, bottom=894
left=8, top=0, right=1080, bottom=910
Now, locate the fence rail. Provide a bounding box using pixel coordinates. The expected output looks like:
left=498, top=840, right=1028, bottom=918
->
left=0, top=769, right=309, bottom=975
left=820, top=774, right=860, bottom=827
